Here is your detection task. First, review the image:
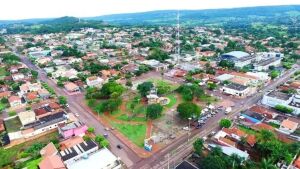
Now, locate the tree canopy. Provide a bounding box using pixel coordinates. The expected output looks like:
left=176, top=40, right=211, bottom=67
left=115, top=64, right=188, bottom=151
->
left=177, top=102, right=201, bottom=120
left=137, top=81, right=154, bottom=97
left=219, top=119, right=232, bottom=128
left=146, top=104, right=163, bottom=119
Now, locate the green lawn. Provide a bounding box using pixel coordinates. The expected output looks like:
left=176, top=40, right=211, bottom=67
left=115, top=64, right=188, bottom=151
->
left=238, top=125, right=257, bottom=135
left=24, top=157, right=42, bottom=169
left=112, top=123, right=146, bottom=147
left=0, top=132, right=58, bottom=167
left=4, top=117, right=22, bottom=133
left=117, top=114, right=147, bottom=122
left=126, top=101, right=147, bottom=115
left=0, top=67, right=7, bottom=77
left=0, top=102, right=7, bottom=111
left=149, top=78, right=179, bottom=91
left=165, top=94, right=177, bottom=108
left=199, top=95, right=218, bottom=103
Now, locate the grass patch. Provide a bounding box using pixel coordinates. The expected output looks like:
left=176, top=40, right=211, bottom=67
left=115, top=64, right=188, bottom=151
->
left=0, top=67, right=7, bottom=77
left=0, top=132, right=58, bottom=168
left=112, top=122, right=146, bottom=147
left=165, top=94, right=177, bottom=108
left=126, top=101, right=146, bottom=115
left=117, top=114, right=147, bottom=122
left=4, top=117, right=22, bottom=133
left=268, top=122, right=280, bottom=128
left=238, top=125, right=257, bottom=135
left=149, top=78, right=179, bottom=91
left=0, top=102, right=7, bottom=111
left=24, top=157, right=42, bottom=169
left=199, top=95, right=218, bottom=103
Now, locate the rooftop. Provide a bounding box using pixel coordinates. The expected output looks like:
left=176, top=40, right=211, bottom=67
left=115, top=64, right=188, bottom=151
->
left=224, top=83, right=248, bottom=91
left=67, top=148, right=120, bottom=169
left=60, top=140, right=98, bottom=162
left=267, top=91, right=292, bottom=101
left=222, top=51, right=250, bottom=59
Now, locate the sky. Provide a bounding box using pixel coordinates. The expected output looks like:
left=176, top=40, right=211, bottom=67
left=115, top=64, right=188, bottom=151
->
left=0, top=0, right=299, bottom=20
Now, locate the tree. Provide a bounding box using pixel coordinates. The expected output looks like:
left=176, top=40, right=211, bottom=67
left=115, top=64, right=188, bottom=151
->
left=156, top=81, right=171, bottom=95
left=218, top=60, right=235, bottom=69
left=193, top=138, right=204, bottom=155
left=177, top=84, right=205, bottom=101
left=177, top=102, right=201, bottom=120
left=58, top=96, right=67, bottom=105
left=274, top=104, right=293, bottom=114
left=147, top=48, right=169, bottom=62
left=219, top=119, right=231, bottom=128
left=94, top=98, right=122, bottom=114
left=146, top=104, right=163, bottom=119
left=207, top=82, right=217, bottom=90
left=95, top=135, right=110, bottom=147
left=137, top=81, right=154, bottom=97
left=260, top=158, right=277, bottom=169
left=201, top=147, right=227, bottom=169
left=100, top=81, right=125, bottom=99
left=87, top=127, right=95, bottom=133
left=257, top=130, right=275, bottom=143
left=270, top=70, right=280, bottom=79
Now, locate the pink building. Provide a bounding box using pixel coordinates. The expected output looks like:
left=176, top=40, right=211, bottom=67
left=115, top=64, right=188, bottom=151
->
left=58, top=121, right=87, bottom=139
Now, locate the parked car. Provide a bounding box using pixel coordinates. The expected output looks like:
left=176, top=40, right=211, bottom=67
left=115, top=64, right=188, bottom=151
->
left=74, top=113, right=79, bottom=117
left=117, top=144, right=122, bottom=149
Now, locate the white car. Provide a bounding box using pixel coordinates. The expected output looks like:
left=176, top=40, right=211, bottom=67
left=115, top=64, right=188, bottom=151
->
left=74, top=113, right=79, bottom=117
left=182, top=126, right=189, bottom=131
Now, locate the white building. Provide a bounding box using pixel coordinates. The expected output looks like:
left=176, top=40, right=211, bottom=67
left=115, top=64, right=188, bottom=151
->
left=86, top=76, right=104, bottom=88
left=262, top=91, right=300, bottom=115
left=221, top=83, right=250, bottom=97
left=67, top=148, right=122, bottom=169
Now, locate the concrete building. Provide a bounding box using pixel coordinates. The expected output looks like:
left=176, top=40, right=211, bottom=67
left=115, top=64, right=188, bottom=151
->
left=221, top=83, right=250, bottom=97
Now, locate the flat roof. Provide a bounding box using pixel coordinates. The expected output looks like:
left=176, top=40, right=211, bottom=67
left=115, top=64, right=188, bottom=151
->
left=256, top=57, right=280, bottom=66
left=67, top=148, right=119, bottom=169
left=4, top=117, right=22, bottom=133
left=224, top=83, right=248, bottom=91
left=267, top=91, right=292, bottom=101
left=175, top=161, right=198, bottom=169
left=60, top=140, right=98, bottom=162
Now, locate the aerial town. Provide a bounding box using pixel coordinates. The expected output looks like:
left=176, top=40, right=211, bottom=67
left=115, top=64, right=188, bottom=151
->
left=0, top=3, right=300, bottom=169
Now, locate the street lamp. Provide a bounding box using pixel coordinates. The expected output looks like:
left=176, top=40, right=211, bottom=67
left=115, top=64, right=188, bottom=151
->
left=188, top=117, right=192, bottom=142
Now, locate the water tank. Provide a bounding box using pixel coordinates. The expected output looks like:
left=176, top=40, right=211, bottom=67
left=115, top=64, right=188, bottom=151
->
left=294, top=95, right=300, bottom=104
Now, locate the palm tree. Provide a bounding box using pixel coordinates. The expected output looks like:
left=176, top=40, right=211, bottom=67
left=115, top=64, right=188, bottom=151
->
left=260, top=158, right=277, bottom=169
left=258, top=130, right=275, bottom=143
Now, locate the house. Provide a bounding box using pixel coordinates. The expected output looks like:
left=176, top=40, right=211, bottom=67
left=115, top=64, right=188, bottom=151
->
left=0, top=91, right=11, bottom=99
left=141, top=59, right=168, bottom=71
left=24, top=91, right=38, bottom=102
left=19, top=82, right=42, bottom=95
left=241, top=110, right=265, bottom=124
left=59, top=136, right=84, bottom=150
left=8, top=95, right=22, bottom=107
left=58, top=121, right=88, bottom=139
left=279, top=119, right=298, bottom=134
left=12, top=73, right=25, bottom=81
left=64, top=82, right=80, bottom=93
left=39, top=142, right=66, bottom=169
left=18, top=110, right=36, bottom=126
left=221, top=83, right=250, bottom=97
left=86, top=76, right=104, bottom=88
left=249, top=105, right=278, bottom=119
left=67, top=148, right=122, bottom=169
left=38, top=89, right=51, bottom=99
left=59, top=140, right=99, bottom=166
left=39, top=155, right=66, bottom=169
left=208, top=144, right=249, bottom=160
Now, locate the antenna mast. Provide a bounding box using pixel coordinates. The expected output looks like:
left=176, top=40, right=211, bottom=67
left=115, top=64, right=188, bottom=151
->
left=176, top=10, right=180, bottom=64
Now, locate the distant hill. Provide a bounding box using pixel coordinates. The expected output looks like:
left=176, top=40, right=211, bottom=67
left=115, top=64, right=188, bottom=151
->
left=87, top=5, right=300, bottom=27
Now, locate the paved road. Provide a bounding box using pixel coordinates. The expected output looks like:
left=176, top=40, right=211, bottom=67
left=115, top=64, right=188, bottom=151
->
left=15, top=52, right=141, bottom=168
left=134, top=65, right=299, bottom=169
left=15, top=47, right=298, bottom=169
